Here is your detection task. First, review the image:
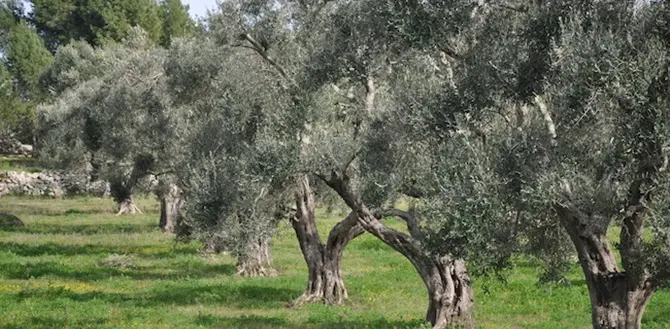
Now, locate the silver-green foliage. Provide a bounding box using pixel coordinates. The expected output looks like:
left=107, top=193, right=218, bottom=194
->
left=166, top=34, right=296, bottom=257
left=37, top=28, right=176, bottom=199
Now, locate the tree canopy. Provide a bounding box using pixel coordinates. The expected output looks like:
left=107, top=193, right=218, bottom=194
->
left=33, top=1, right=670, bottom=329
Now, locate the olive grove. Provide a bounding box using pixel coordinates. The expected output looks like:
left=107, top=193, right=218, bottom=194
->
left=32, top=0, right=670, bottom=329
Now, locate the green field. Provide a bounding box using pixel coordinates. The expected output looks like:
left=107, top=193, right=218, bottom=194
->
left=0, top=196, right=668, bottom=329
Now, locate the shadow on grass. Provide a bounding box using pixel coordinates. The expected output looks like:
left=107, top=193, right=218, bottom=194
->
left=195, top=315, right=290, bottom=328
left=0, top=258, right=235, bottom=281
left=316, top=319, right=426, bottom=329
left=0, top=242, right=140, bottom=257
left=1, top=223, right=158, bottom=235
left=0, top=315, right=110, bottom=329
left=191, top=315, right=425, bottom=329
left=0, top=204, right=111, bottom=217
left=10, top=283, right=299, bottom=310
left=142, top=284, right=299, bottom=308
left=0, top=242, right=200, bottom=258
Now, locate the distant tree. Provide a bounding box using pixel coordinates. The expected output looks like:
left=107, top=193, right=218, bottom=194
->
left=164, top=34, right=295, bottom=276
left=38, top=28, right=175, bottom=215
left=1, top=19, right=53, bottom=140
left=30, top=0, right=164, bottom=52
left=158, top=0, right=194, bottom=47
left=5, top=21, right=53, bottom=100
left=0, top=64, right=30, bottom=136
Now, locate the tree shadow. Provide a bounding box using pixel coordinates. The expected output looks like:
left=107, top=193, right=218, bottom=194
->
left=0, top=259, right=236, bottom=281
left=138, top=284, right=300, bottom=308
left=10, top=283, right=300, bottom=310
left=0, top=313, right=110, bottom=329
left=0, top=204, right=111, bottom=216
left=1, top=223, right=158, bottom=235
left=195, top=315, right=290, bottom=328
left=189, top=315, right=425, bottom=329
left=316, top=319, right=426, bottom=329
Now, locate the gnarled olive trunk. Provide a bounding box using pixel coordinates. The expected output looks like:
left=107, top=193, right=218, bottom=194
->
left=236, top=236, right=276, bottom=277
left=358, top=210, right=474, bottom=329
left=290, top=176, right=364, bottom=306
left=110, top=181, right=141, bottom=215
left=158, top=183, right=183, bottom=234
left=555, top=202, right=655, bottom=329
left=320, top=172, right=474, bottom=329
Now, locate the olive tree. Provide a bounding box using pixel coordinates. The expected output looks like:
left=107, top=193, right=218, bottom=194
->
left=163, top=33, right=299, bottom=275
left=199, top=0, right=373, bottom=301
left=405, top=1, right=670, bottom=328
left=38, top=28, right=177, bottom=215
left=504, top=3, right=670, bottom=328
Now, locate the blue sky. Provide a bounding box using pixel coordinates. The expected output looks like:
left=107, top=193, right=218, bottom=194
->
left=183, top=0, right=220, bottom=19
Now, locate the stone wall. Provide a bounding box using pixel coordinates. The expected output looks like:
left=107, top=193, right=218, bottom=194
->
left=0, top=171, right=110, bottom=197
left=0, top=133, right=33, bottom=156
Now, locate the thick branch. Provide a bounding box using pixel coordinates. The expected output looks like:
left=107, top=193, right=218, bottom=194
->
left=364, top=77, right=376, bottom=114
left=620, top=178, right=653, bottom=286
left=316, top=171, right=361, bottom=210
left=377, top=208, right=421, bottom=238
left=239, top=33, right=289, bottom=79
left=534, top=95, right=557, bottom=145
left=554, top=200, right=618, bottom=277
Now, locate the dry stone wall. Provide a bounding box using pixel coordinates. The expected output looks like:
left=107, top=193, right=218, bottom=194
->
left=0, top=133, right=33, bottom=156
left=0, top=171, right=110, bottom=197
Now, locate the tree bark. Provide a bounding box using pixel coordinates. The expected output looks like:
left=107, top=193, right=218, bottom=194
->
left=290, top=175, right=365, bottom=306
left=554, top=201, right=655, bottom=329
left=358, top=209, right=474, bottom=329
left=236, top=236, right=277, bottom=277
left=110, top=180, right=142, bottom=215
left=158, top=183, right=183, bottom=234
left=319, top=171, right=474, bottom=329
left=116, top=198, right=142, bottom=215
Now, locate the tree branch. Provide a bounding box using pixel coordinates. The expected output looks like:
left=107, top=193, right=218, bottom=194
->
left=238, top=33, right=289, bottom=80
left=534, top=95, right=557, bottom=146
left=377, top=208, right=421, bottom=238
left=364, top=76, right=376, bottom=114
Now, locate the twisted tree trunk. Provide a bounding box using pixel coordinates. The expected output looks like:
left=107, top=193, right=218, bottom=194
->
left=110, top=181, right=141, bottom=215
left=290, top=176, right=364, bottom=306
left=358, top=209, right=474, bottom=329
left=320, top=172, right=474, bottom=329
left=237, top=236, right=277, bottom=277
left=554, top=201, right=655, bottom=329
left=158, top=183, right=183, bottom=234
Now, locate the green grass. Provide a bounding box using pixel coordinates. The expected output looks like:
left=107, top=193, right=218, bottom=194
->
left=0, top=196, right=668, bottom=329
left=0, top=156, right=42, bottom=172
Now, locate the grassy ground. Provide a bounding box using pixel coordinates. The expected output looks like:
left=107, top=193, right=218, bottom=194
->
left=0, top=196, right=668, bottom=329
left=0, top=156, right=41, bottom=172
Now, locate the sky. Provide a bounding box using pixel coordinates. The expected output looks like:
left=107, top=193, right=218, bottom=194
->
left=183, top=0, right=220, bottom=19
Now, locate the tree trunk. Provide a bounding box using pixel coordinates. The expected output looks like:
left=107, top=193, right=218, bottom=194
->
left=319, top=171, right=474, bottom=328
left=358, top=210, right=474, bottom=329
left=158, top=183, right=183, bottom=234
left=587, top=274, right=654, bottom=329
left=322, top=212, right=364, bottom=304
left=236, top=236, right=277, bottom=277
left=290, top=175, right=365, bottom=306
left=110, top=180, right=141, bottom=215
left=554, top=201, right=655, bottom=329
left=116, top=198, right=142, bottom=215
